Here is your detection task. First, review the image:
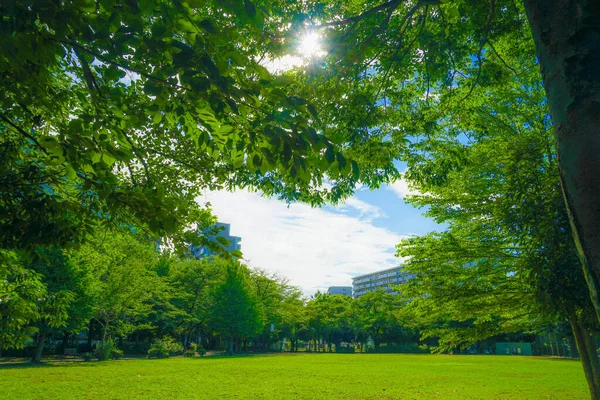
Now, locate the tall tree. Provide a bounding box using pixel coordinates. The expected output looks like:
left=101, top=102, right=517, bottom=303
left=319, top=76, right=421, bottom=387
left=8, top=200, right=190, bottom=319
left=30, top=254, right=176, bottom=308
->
left=350, top=290, right=402, bottom=350
left=0, top=251, right=46, bottom=351
left=71, top=229, right=161, bottom=342
left=27, top=247, right=94, bottom=363
left=166, top=258, right=227, bottom=344
left=394, top=60, right=600, bottom=396
left=208, top=263, right=263, bottom=354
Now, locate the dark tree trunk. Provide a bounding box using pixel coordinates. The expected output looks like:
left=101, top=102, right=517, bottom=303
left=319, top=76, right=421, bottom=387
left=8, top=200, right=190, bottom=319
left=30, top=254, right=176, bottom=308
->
left=570, top=319, right=600, bottom=399
left=569, top=334, right=580, bottom=359
left=32, top=332, right=46, bottom=363
left=62, top=333, right=69, bottom=350
left=228, top=336, right=233, bottom=355
left=87, top=319, right=94, bottom=348
left=524, top=0, right=600, bottom=321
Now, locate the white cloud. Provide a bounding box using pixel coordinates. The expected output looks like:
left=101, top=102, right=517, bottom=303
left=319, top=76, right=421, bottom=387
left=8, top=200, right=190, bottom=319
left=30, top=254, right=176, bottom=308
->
left=388, top=177, right=419, bottom=199
left=387, top=170, right=420, bottom=199
left=337, top=197, right=386, bottom=222
left=201, top=190, right=406, bottom=295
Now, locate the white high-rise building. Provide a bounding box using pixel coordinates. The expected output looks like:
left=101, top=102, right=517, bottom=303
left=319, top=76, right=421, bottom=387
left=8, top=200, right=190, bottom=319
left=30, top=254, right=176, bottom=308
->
left=352, top=266, right=413, bottom=298
left=326, top=286, right=353, bottom=297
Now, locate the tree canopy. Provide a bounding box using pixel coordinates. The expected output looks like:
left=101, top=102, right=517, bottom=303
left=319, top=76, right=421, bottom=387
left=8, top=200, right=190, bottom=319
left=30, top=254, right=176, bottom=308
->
left=0, top=0, right=400, bottom=253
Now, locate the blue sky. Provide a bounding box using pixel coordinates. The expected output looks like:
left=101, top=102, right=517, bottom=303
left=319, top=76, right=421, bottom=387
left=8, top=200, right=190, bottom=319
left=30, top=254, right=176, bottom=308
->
left=203, top=164, right=442, bottom=295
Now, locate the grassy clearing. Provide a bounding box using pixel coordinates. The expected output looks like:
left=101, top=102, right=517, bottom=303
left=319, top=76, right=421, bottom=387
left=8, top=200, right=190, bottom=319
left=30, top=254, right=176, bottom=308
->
left=0, top=353, right=588, bottom=399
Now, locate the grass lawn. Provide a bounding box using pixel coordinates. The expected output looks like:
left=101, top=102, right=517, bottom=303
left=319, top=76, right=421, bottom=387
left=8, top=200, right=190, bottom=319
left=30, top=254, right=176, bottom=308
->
left=0, top=353, right=588, bottom=399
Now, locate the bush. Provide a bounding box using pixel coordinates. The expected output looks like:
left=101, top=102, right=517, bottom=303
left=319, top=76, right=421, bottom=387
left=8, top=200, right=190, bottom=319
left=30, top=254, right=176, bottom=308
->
left=94, top=341, right=123, bottom=361
left=197, top=344, right=206, bottom=356
left=120, top=341, right=151, bottom=355
left=183, top=349, right=196, bottom=357
left=111, top=349, right=124, bottom=360
left=147, top=336, right=183, bottom=359
left=366, top=343, right=429, bottom=354
left=335, top=346, right=355, bottom=353
left=82, top=352, right=94, bottom=361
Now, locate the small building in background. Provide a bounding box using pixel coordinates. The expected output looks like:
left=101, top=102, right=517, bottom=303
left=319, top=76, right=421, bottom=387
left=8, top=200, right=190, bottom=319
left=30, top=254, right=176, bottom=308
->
left=352, top=266, right=413, bottom=298
left=327, top=286, right=353, bottom=297
left=189, top=222, right=241, bottom=259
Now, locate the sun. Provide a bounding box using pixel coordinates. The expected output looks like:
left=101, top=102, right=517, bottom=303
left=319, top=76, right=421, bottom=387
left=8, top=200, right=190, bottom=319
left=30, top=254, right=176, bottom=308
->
left=298, top=32, right=325, bottom=58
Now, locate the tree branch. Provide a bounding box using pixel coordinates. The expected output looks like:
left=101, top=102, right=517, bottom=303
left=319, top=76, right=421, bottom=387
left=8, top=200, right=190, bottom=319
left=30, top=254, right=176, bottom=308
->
left=0, top=112, right=48, bottom=155
left=317, top=0, right=440, bottom=28
left=455, top=0, right=497, bottom=105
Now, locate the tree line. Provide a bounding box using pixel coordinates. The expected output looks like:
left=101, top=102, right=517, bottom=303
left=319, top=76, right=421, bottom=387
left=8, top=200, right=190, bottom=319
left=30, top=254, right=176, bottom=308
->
left=1, top=231, right=425, bottom=361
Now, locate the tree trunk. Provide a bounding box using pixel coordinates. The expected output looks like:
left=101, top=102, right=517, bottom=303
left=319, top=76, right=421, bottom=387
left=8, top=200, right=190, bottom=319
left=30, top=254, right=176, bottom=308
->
left=570, top=319, right=600, bottom=399
left=62, top=333, right=69, bottom=351
left=569, top=334, right=580, bottom=359
left=87, top=319, right=94, bottom=348
left=32, top=332, right=46, bottom=363
left=524, top=0, right=600, bottom=322
left=228, top=336, right=233, bottom=355
left=581, top=327, right=600, bottom=380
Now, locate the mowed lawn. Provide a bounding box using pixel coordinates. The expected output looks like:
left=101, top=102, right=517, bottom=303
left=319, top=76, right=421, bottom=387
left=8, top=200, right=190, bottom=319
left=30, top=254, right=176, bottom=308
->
left=0, top=353, right=588, bottom=399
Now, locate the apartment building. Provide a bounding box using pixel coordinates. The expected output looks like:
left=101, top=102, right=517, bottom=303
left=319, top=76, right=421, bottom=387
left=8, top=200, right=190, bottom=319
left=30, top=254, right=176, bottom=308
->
left=351, top=266, right=414, bottom=298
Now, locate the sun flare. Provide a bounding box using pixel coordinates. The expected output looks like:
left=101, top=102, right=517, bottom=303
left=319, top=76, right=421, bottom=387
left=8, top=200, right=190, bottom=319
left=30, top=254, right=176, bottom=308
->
left=298, top=32, right=325, bottom=57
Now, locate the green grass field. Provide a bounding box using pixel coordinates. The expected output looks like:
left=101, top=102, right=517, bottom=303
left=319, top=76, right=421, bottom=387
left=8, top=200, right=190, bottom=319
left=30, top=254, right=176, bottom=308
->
left=0, top=354, right=588, bottom=399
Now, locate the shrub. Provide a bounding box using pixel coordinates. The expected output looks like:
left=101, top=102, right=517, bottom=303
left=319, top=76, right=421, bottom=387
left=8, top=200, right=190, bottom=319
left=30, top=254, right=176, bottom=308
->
left=82, top=352, right=94, bottom=361
left=94, top=341, right=123, bottom=361
left=147, top=336, right=183, bottom=359
left=197, top=344, right=206, bottom=356
left=120, top=341, right=151, bottom=354
left=366, top=343, right=429, bottom=354
left=183, top=349, right=196, bottom=357
left=111, top=349, right=124, bottom=360
left=335, top=346, right=355, bottom=353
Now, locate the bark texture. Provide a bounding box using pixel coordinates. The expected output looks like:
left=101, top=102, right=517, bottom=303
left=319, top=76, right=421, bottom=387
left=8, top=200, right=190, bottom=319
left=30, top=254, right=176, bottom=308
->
left=524, top=0, right=600, bottom=319
left=32, top=332, right=46, bottom=363
left=571, top=319, right=600, bottom=399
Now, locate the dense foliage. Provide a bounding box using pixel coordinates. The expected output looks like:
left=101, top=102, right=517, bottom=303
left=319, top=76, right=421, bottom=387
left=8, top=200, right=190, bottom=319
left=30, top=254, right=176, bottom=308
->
left=1, top=230, right=427, bottom=360
left=0, top=0, right=401, bottom=255
left=1, top=0, right=599, bottom=397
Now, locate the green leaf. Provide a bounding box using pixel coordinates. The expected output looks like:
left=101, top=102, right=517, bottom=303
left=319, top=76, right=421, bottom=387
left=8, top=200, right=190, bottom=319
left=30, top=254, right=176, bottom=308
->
left=230, top=249, right=243, bottom=258
left=40, top=137, right=60, bottom=149
left=199, top=19, right=217, bottom=33
left=325, top=147, right=335, bottom=164
left=244, top=0, right=256, bottom=18
left=65, top=164, right=77, bottom=180
left=273, top=75, right=294, bottom=86
left=77, top=0, right=96, bottom=13
left=351, top=160, right=360, bottom=181
left=143, top=80, right=163, bottom=96
left=99, top=0, right=116, bottom=12
left=102, top=152, right=116, bottom=166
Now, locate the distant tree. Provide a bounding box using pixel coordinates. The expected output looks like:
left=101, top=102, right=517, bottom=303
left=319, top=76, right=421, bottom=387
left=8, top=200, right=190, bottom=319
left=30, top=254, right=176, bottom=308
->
left=166, top=258, right=228, bottom=345
left=27, top=247, right=94, bottom=362
left=71, top=229, right=161, bottom=342
left=0, top=251, right=45, bottom=351
left=209, top=263, right=263, bottom=354
left=350, top=290, right=403, bottom=350
left=306, top=292, right=352, bottom=352
left=278, top=286, right=307, bottom=352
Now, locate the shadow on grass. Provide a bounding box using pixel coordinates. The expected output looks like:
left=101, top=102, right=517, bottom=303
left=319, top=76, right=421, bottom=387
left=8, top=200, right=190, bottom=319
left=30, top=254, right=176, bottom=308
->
left=0, top=358, right=127, bottom=370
